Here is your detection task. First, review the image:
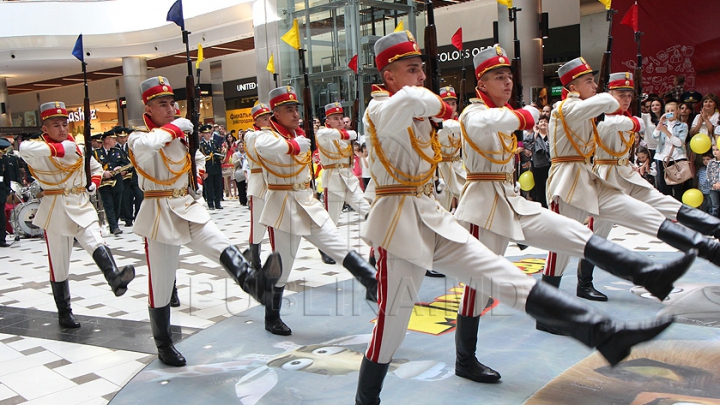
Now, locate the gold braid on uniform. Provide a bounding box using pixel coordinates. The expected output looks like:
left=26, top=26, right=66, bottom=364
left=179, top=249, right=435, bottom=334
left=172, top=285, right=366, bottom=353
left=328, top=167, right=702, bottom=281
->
left=252, top=143, right=312, bottom=179
left=318, top=136, right=352, bottom=160
left=28, top=139, right=84, bottom=187
left=554, top=99, right=596, bottom=159
left=127, top=148, right=192, bottom=186
left=439, top=130, right=462, bottom=160
left=459, top=119, right=517, bottom=164
left=594, top=129, right=633, bottom=158
left=366, top=114, right=439, bottom=186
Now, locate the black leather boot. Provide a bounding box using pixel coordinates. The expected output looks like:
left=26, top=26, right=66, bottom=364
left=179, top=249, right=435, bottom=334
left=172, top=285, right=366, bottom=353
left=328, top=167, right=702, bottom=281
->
left=535, top=275, right=561, bottom=334
left=343, top=251, right=378, bottom=302
left=355, top=356, right=390, bottom=405
left=319, top=249, right=336, bottom=264
left=583, top=234, right=695, bottom=301
left=455, top=314, right=501, bottom=383
left=220, top=246, right=282, bottom=306
left=51, top=280, right=80, bottom=328
left=265, top=286, right=292, bottom=336
left=676, top=204, right=720, bottom=239
left=526, top=281, right=673, bottom=366
left=655, top=219, right=717, bottom=264
left=148, top=305, right=185, bottom=366
left=249, top=243, right=262, bottom=271
left=92, top=245, right=135, bottom=297
left=169, top=280, right=180, bottom=307
left=576, top=258, right=608, bottom=301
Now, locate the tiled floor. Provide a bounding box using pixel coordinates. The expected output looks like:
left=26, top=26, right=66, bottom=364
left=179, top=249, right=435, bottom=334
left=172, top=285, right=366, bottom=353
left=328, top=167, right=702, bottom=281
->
left=0, top=199, right=675, bottom=405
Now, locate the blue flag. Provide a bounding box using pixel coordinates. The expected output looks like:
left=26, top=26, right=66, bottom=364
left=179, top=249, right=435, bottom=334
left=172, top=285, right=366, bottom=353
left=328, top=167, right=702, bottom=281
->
left=72, top=34, right=84, bottom=62
left=166, top=0, right=185, bottom=31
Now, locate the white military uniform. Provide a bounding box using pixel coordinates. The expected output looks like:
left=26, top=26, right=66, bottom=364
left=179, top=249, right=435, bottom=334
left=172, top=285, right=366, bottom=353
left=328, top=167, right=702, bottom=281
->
left=362, top=84, right=536, bottom=364
left=590, top=112, right=683, bottom=240
left=19, top=135, right=104, bottom=282
left=455, top=91, right=595, bottom=317
left=316, top=125, right=370, bottom=222
left=244, top=126, right=269, bottom=245
left=435, top=119, right=466, bottom=211
left=254, top=120, right=356, bottom=285
left=543, top=92, right=667, bottom=277
left=128, top=115, right=232, bottom=307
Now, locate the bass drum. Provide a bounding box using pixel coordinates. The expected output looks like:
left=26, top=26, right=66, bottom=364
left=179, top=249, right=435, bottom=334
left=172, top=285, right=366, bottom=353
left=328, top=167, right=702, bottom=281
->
left=11, top=200, right=44, bottom=238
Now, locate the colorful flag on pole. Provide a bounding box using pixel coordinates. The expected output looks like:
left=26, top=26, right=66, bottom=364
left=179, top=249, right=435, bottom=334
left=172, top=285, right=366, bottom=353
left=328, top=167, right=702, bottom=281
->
left=267, top=52, right=276, bottom=74
left=620, top=2, right=639, bottom=32
left=281, top=19, right=301, bottom=50
left=393, top=21, right=404, bottom=32
left=348, top=54, right=358, bottom=74
left=597, top=0, right=612, bottom=10
left=497, top=0, right=512, bottom=9
left=451, top=28, right=463, bottom=51
left=166, top=0, right=185, bottom=31
left=196, top=44, right=204, bottom=70
left=72, top=34, right=84, bottom=62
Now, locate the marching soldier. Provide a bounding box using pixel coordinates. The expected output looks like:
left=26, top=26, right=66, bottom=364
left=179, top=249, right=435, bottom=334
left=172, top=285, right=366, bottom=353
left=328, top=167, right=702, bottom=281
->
left=354, top=32, right=675, bottom=405
left=244, top=103, right=272, bottom=270
left=115, top=126, right=143, bottom=227
left=316, top=102, right=371, bottom=264
left=18, top=101, right=135, bottom=328
left=0, top=138, right=21, bottom=247
left=199, top=124, right=225, bottom=210
left=253, top=86, right=378, bottom=336
left=542, top=58, right=720, bottom=300
left=94, top=130, right=126, bottom=235
left=127, top=76, right=281, bottom=367
left=576, top=72, right=720, bottom=300
left=436, top=86, right=465, bottom=213
left=453, top=48, right=694, bottom=384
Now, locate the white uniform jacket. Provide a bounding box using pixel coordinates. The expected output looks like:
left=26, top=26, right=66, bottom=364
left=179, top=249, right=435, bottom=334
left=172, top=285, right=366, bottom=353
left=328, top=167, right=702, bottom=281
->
left=361, top=84, right=465, bottom=270
left=546, top=92, right=621, bottom=215
left=19, top=134, right=103, bottom=234
left=593, top=112, right=646, bottom=189
left=436, top=119, right=466, bottom=199
left=128, top=114, right=209, bottom=245
left=244, top=126, right=267, bottom=200
left=316, top=126, right=362, bottom=197
left=254, top=119, right=329, bottom=235
left=455, top=92, right=540, bottom=240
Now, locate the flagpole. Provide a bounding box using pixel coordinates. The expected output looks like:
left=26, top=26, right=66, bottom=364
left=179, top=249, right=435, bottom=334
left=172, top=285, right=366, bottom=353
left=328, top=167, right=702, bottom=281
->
left=81, top=55, right=92, bottom=190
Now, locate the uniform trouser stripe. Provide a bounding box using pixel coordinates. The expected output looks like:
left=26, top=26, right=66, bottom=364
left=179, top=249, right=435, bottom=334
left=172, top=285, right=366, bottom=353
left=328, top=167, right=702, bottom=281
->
left=366, top=247, right=388, bottom=363
left=45, top=233, right=56, bottom=282
left=145, top=238, right=155, bottom=308
left=543, top=200, right=560, bottom=277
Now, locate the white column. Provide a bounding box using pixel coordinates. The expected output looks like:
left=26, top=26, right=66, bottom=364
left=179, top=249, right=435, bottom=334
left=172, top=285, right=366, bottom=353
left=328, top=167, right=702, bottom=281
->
left=122, top=57, right=148, bottom=127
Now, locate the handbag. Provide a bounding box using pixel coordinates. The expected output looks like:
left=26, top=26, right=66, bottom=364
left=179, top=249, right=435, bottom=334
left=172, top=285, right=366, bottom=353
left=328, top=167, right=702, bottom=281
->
left=663, top=145, right=693, bottom=185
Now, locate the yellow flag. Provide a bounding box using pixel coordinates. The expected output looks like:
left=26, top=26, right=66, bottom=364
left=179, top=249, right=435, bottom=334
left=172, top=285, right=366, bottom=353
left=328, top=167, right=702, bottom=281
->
left=497, top=0, right=512, bottom=8
left=266, top=52, right=276, bottom=75
left=393, top=20, right=404, bottom=32
left=597, top=0, right=611, bottom=9
left=195, top=44, right=204, bottom=70
left=281, top=19, right=301, bottom=50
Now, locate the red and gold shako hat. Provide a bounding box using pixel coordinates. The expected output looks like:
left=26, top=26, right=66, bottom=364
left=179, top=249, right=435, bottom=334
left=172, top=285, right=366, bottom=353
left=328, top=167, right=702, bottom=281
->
left=374, top=31, right=426, bottom=72
left=40, top=101, right=68, bottom=121
left=251, top=103, right=272, bottom=120
left=473, top=45, right=512, bottom=79
left=558, top=57, right=596, bottom=86
left=324, top=102, right=344, bottom=116
left=439, top=86, right=457, bottom=100
left=140, top=76, right=174, bottom=105
left=608, top=72, right=634, bottom=90
left=269, top=86, right=299, bottom=110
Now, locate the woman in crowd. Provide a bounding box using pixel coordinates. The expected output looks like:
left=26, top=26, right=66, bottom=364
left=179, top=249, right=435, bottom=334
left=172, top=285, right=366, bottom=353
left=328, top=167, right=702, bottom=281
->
left=232, top=141, right=248, bottom=206
left=690, top=93, right=718, bottom=137
left=644, top=97, right=664, bottom=161
left=222, top=133, right=237, bottom=200
left=653, top=101, right=689, bottom=200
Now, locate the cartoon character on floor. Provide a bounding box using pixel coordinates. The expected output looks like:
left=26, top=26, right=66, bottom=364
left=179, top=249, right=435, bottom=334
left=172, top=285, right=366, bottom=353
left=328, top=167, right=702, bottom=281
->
left=630, top=284, right=720, bottom=328
left=133, top=335, right=452, bottom=405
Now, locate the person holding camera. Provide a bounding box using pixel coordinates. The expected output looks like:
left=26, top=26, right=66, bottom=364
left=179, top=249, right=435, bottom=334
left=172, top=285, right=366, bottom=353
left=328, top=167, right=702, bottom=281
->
left=653, top=101, right=689, bottom=200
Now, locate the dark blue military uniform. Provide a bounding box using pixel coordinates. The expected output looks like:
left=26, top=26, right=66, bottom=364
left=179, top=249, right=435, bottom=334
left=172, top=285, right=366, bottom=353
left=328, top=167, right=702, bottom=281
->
left=1, top=139, right=21, bottom=246
left=199, top=129, right=225, bottom=210
left=95, top=139, right=127, bottom=235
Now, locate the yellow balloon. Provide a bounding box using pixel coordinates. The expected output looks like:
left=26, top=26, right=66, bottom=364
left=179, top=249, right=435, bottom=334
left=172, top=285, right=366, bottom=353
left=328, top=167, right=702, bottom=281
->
left=690, top=133, right=712, bottom=154
left=519, top=170, right=535, bottom=191
left=682, top=188, right=704, bottom=208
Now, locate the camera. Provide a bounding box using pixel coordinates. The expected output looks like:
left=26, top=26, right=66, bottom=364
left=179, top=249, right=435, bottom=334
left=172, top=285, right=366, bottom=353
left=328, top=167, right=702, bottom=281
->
left=665, top=112, right=674, bottom=119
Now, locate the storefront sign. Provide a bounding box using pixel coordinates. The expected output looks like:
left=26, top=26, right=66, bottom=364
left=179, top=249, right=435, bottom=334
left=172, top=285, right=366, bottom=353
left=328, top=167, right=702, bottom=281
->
left=223, top=77, right=259, bottom=99
left=67, top=107, right=97, bottom=123
left=435, top=39, right=495, bottom=69
left=226, top=107, right=254, bottom=134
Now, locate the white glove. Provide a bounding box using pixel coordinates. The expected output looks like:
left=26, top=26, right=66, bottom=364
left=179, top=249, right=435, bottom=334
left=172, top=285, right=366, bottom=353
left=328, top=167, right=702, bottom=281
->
left=514, top=181, right=521, bottom=194
left=296, top=136, right=311, bottom=154
left=87, top=183, right=97, bottom=196
left=61, top=140, right=77, bottom=156
left=636, top=116, right=646, bottom=134
left=171, top=118, right=194, bottom=133
left=522, top=105, right=541, bottom=125
left=189, top=185, right=203, bottom=201
left=434, top=178, right=446, bottom=196
left=346, top=130, right=358, bottom=141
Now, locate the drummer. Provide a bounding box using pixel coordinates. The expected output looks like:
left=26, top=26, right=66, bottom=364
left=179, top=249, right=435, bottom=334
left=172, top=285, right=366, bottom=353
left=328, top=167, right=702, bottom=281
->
left=0, top=137, right=21, bottom=247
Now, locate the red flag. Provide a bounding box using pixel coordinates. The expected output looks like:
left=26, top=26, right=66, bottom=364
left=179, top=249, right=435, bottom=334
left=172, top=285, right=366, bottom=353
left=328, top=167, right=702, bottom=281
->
left=451, top=28, right=463, bottom=51
left=620, top=3, right=639, bottom=32
left=348, top=54, right=358, bottom=74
